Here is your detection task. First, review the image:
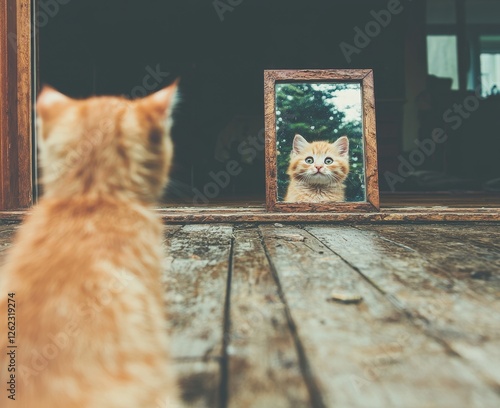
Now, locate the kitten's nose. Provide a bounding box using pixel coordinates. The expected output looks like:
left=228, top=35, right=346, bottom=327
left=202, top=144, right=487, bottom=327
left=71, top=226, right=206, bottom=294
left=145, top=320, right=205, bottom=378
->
left=315, top=165, right=323, bottom=170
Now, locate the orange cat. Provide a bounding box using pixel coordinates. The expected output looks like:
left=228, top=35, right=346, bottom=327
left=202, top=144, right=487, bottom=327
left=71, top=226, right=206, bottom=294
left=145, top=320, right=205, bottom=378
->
left=285, top=134, right=349, bottom=202
left=0, top=83, right=180, bottom=407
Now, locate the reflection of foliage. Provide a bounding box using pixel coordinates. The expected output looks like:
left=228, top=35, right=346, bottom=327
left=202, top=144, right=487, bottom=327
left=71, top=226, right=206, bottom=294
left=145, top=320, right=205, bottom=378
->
left=276, top=83, right=365, bottom=201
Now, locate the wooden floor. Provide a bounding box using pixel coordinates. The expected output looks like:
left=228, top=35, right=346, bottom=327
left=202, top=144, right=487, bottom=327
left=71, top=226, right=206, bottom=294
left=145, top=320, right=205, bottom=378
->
left=1, top=222, right=500, bottom=407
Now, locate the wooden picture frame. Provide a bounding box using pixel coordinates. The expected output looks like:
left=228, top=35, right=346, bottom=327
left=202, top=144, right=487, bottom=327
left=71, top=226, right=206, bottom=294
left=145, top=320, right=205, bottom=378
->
left=264, top=69, right=379, bottom=212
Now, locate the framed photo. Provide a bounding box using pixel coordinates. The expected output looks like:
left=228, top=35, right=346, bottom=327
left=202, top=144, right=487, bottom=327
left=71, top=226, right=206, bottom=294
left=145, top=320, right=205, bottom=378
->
left=264, top=69, right=379, bottom=212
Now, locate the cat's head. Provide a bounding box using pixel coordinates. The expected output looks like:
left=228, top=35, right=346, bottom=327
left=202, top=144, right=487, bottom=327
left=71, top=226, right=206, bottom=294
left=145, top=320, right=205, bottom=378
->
left=36, top=82, right=178, bottom=203
left=287, top=134, right=349, bottom=186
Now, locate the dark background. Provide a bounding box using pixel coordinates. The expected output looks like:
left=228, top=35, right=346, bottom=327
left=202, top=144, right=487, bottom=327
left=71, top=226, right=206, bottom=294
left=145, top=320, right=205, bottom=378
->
left=38, top=0, right=406, bottom=204
left=38, top=0, right=500, bottom=204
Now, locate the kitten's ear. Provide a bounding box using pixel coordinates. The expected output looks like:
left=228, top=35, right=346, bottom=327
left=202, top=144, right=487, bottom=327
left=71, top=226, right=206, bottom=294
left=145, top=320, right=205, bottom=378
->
left=145, top=79, right=179, bottom=117
left=333, top=136, right=349, bottom=158
left=293, top=134, right=309, bottom=155
left=36, top=86, right=70, bottom=117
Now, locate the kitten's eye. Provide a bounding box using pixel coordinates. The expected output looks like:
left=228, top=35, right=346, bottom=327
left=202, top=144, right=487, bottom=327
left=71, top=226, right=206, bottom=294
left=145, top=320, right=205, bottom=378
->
left=305, top=157, right=314, bottom=164
left=324, top=157, right=334, bottom=165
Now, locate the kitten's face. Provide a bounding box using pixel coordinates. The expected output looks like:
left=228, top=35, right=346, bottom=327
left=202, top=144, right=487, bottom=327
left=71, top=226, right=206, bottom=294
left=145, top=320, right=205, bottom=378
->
left=36, top=83, right=178, bottom=202
left=287, top=134, right=349, bottom=186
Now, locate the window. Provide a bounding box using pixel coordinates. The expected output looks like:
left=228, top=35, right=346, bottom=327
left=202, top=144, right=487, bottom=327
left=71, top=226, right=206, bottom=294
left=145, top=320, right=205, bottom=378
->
left=479, top=35, right=500, bottom=96
left=426, top=35, right=459, bottom=90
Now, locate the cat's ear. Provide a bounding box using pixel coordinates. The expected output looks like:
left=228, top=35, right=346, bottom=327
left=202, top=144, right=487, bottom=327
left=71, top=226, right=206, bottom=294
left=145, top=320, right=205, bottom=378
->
left=293, top=134, right=309, bottom=155
left=144, top=79, right=179, bottom=117
left=333, top=136, right=349, bottom=158
left=36, top=86, right=71, bottom=144
left=36, top=86, right=70, bottom=117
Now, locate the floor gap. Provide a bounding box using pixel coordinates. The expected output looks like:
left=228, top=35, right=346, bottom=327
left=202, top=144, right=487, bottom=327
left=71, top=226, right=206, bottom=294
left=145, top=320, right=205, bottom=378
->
left=219, top=232, right=234, bottom=408
left=258, top=225, right=327, bottom=408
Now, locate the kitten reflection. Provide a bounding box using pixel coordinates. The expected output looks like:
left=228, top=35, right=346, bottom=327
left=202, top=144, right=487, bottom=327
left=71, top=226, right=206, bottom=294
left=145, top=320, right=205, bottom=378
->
left=285, top=134, right=349, bottom=202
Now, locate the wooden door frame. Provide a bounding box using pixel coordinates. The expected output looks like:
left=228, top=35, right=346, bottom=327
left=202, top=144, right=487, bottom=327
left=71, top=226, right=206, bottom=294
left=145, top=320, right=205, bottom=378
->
left=0, top=0, right=33, bottom=210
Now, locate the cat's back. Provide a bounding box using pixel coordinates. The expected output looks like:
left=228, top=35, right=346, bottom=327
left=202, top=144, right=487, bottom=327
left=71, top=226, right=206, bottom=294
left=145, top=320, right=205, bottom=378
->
left=0, top=197, right=174, bottom=408
left=4, top=196, right=162, bottom=279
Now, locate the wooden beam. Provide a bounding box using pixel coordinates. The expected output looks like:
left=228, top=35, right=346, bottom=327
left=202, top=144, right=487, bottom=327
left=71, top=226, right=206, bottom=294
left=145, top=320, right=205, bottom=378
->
left=1, top=206, right=500, bottom=223
left=0, top=0, right=32, bottom=210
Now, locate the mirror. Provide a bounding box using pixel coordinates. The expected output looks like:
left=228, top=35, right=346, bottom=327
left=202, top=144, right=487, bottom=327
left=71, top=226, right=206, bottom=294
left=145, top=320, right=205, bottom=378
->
left=275, top=82, right=365, bottom=203
left=265, top=70, right=379, bottom=212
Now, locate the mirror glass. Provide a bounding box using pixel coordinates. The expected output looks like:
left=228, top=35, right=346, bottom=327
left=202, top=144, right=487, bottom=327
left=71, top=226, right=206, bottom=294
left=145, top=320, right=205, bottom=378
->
left=275, top=82, right=366, bottom=203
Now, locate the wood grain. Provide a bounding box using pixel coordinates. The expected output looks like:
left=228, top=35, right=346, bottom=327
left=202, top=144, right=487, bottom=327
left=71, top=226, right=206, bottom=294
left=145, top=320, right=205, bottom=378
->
left=261, top=224, right=500, bottom=407
left=264, top=70, right=277, bottom=212
left=362, top=71, right=380, bottom=210
left=408, top=223, right=500, bottom=251
left=0, top=0, right=14, bottom=209
left=1, top=207, right=500, bottom=223
left=0, top=223, right=19, bottom=266
left=227, top=226, right=310, bottom=407
left=266, top=69, right=373, bottom=82
left=363, top=224, right=500, bottom=293
left=264, top=69, right=379, bottom=212
left=138, top=207, right=500, bottom=223
left=1, top=222, right=500, bottom=406
left=164, top=224, right=233, bottom=359
left=306, top=225, right=500, bottom=387
left=16, top=0, right=33, bottom=208
left=0, top=222, right=18, bottom=240
left=0, top=0, right=32, bottom=210
left=163, top=224, right=230, bottom=407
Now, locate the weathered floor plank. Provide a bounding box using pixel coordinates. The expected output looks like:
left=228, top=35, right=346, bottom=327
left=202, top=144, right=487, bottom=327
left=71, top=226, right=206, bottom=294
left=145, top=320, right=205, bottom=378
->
left=0, top=223, right=19, bottom=265
left=263, top=224, right=500, bottom=408
left=163, top=224, right=233, bottom=359
left=364, top=224, right=500, bottom=287
left=2, top=222, right=500, bottom=407
left=227, top=226, right=310, bottom=408
left=162, top=224, right=232, bottom=408
left=306, top=225, right=500, bottom=392
left=361, top=224, right=500, bottom=385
